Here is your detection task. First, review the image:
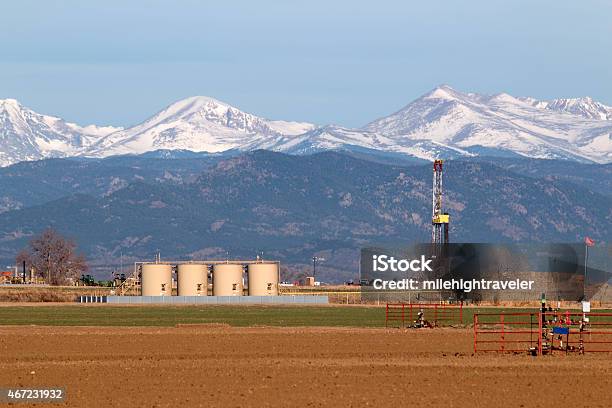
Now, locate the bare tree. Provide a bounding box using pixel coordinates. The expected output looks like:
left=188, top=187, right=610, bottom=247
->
left=17, top=228, right=88, bottom=285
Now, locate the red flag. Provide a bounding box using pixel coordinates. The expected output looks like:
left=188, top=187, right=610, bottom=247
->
left=584, top=236, right=595, bottom=247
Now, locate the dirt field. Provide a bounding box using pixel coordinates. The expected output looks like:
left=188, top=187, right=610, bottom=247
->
left=1, top=326, right=611, bottom=407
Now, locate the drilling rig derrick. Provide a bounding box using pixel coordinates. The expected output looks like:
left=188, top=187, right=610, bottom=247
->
left=432, top=159, right=450, bottom=245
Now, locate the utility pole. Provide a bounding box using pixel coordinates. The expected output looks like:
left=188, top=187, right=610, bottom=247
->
left=312, top=256, right=325, bottom=280
left=47, top=252, right=51, bottom=284
left=583, top=236, right=594, bottom=300
left=312, top=256, right=316, bottom=279
left=584, top=243, right=588, bottom=300
left=582, top=237, right=595, bottom=300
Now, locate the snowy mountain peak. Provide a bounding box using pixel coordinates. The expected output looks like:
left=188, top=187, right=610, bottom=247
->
left=146, top=96, right=257, bottom=131
left=543, top=97, right=612, bottom=120
left=0, top=98, right=121, bottom=166
left=151, top=96, right=231, bottom=123
left=1, top=99, right=26, bottom=128
left=0, top=99, right=30, bottom=126
left=1, top=98, right=21, bottom=108
left=364, top=85, right=612, bottom=163
left=86, top=96, right=316, bottom=157
left=424, top=84, right=464, bottom=100
left=518, top=96, right=612, bottom=120
left=487, top=92, right=524, bottom=105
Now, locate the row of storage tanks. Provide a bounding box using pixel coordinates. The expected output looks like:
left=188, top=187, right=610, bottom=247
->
left=140, top=262, right=279, bottom=296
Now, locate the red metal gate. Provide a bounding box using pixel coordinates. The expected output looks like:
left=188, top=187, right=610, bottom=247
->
left=474, top=311, right=612, bottom=355
left=386, top=302, right=463, bottom=327
left=474, top=312, right=541, bottom=353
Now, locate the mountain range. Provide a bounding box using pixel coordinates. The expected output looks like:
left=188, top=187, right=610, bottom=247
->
left=0, top=151, right=609, bottom=282
left=1, top=85, right=611, bottom=167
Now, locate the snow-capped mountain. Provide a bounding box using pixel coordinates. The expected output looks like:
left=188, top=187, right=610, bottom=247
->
left=89, top=89, right=609, bottom=164
left=521, top=96, right=612, bottom=120
left=363, top=85, right=612, bottom=163
left=0, top=99, right=121, bottom=166
left=86, top=96, right=315, bottom=157
left=1, top=87, right=611, bottom=166
left=270, top=125, right=474, bottom=161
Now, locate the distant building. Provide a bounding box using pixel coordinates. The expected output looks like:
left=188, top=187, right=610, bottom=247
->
left=1, top=271, right=13, bottom=283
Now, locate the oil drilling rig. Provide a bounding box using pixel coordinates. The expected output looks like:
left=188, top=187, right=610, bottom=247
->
left=431, top=159, right=450, bottom=244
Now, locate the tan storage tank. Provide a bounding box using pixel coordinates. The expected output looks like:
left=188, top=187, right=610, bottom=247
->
left=177, top=264, right=208, bottom=296
left=212, top=264, right=244, bottom=296
left=141, top=264, right=172, bottom=296
left=248, top=263, right=279, bottom=296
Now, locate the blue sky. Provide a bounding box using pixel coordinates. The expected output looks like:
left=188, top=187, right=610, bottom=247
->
left=1, top=0, right=610, bottom=128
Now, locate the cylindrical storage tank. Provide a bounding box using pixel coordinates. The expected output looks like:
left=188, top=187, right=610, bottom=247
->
left=212, top=264, right=244, bottom=296
left=141, top=264, right=172, bottom=296
left=177, top=264, right=208, bottom=296
left=248, top=263, right=279, bottom=296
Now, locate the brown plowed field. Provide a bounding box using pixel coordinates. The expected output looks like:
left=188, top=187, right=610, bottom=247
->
left=1, top=326, right=611, bottom=407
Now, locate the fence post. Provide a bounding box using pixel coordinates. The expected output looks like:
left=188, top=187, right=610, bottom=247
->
left=500, top=314, right=505, bottom=352
left=538, top=312, right=543, bottom=355
left=385, top=303, right=389, bottom=327
left=530, top=313, right=534, bottom=351
left=434, top=305, right=438, bottom=326
left=409, top=303, right=412, bottom=324
left=473, top=314, right=478, bottom=353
